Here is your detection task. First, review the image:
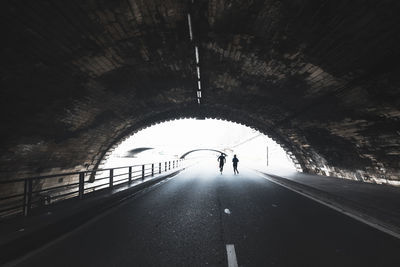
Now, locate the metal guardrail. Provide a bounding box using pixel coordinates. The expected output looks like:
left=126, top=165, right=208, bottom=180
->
left=0, top=159, right=183, bottom=218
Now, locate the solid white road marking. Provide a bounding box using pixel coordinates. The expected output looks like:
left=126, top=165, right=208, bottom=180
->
left=4, top=172, right=182, bottom=267
left=256, top=172, right=400, bottom=240
left=226, top=244, right=238, bottom=267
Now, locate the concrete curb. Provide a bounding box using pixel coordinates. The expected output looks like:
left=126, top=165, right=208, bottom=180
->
left=255, top=171, right=400, bottom=240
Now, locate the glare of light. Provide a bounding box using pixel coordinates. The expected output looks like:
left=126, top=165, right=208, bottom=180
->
left=104, top=119, right=298, bottom=173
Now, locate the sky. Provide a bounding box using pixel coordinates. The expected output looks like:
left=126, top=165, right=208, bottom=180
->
left=103, top=119, right=297, bottom=171
left=112, top=119, right=258, bottom=153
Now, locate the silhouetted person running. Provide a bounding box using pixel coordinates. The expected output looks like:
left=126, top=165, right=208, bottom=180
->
left=232, top=154, right=239, bottom=174
left=217, top=153, right=226, bottom=174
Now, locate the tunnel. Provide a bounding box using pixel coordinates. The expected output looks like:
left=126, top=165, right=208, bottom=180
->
left=0, top=0, right=399, bottom=183
left=1, top=0, right=400, bottom=266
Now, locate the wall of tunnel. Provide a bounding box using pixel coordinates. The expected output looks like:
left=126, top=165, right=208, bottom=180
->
left=1, top=105, right=398, bottom=186
left=0, top=0, right=399, bottom=189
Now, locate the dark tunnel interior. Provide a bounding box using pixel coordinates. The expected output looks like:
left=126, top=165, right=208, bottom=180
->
left=0, top=0, right=399, bottom=185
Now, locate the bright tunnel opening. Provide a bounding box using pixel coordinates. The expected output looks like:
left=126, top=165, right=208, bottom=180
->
left=102, top=119, right=298, bottom=174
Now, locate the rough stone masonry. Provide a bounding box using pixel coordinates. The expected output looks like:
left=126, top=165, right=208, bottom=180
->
left=0, top=0, right=399, bottom=185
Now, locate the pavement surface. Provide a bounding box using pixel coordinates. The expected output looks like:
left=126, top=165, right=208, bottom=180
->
left=261, top=169, right=400, bottom=233
left=10, top=163, right=400, bottom=267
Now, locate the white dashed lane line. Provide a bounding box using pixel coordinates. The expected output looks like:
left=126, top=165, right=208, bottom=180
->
left=226, top=244, right=239, bottom=267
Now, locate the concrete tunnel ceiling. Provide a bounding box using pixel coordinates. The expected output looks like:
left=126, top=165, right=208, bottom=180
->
left=0, top=0, right=400, bottom=183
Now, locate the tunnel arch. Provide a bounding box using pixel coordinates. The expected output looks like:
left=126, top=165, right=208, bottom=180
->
left=92, top=104, right=309, bottom=178
left=180, top=149, right=227, bottom=159
left=0, top=0, right=399, bottom=187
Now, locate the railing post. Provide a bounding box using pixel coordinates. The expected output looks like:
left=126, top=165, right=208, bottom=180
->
left=151, top=164, right=154, bottom=176
left=79, top=172, right=85, bottom=198
left=159, top=163, right=161, bottom=174
left=165, top=162, right=167, bottom=172
left=142, top=165, right=145, bottom=181
left=128, top=167, right=132, bottom=183
left=23, top=179, right=33, bottom=216
left=109, top=169, right=114, bottom=188
left=169, top=161, right=171, bottom=170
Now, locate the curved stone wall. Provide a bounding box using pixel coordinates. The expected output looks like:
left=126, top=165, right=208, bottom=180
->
left=0, top=0, right=399, bottom=185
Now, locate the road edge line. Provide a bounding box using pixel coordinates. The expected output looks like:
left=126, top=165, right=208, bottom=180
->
left=3, top=170, right=183, bottom=267
left=256, top=172, right=400, bottom=240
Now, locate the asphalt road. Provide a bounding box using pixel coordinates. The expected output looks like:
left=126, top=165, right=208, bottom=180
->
left=13, top=163, right=400, bottom=267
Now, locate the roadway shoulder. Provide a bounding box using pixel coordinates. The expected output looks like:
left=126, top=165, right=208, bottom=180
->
left=256, top=171, right=400, bottom=240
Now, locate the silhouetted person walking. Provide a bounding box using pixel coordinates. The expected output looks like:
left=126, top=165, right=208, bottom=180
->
left=217, top=153, right=226, bottom=174
left=232, top=154, right=239, bottom=174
